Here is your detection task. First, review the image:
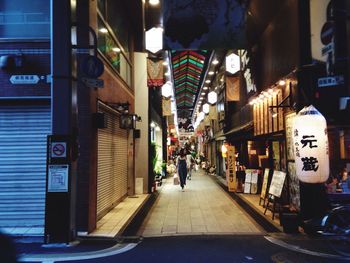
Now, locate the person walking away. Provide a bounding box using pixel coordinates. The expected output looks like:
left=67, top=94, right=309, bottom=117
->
left=186, top=150, right=195, bottom=180
left=176, top=149, right=187, bottom=191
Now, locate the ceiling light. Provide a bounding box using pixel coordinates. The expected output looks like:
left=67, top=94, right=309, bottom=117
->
left=201, top=92, right=205, bottom=95
left=149, top=0, right=160, bottom=6
left=279, top=80, right=286, bottom=86
left=99, top=28, right=108, bottom=33
left=212, top=59, right=219, bottom=65
left=203, top=86, right=208, bottom=90
left=112, top=47, right=121, bottom=52
left=208, top=71, right=214, bottom=75
left=205, top=80, right=211, bottom=84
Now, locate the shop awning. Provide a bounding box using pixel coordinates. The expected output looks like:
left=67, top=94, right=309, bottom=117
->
left=224, top=121, right=253, bottom=137
left=215, top=130, right=226, bottom=141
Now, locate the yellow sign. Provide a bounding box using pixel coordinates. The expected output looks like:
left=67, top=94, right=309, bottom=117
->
left=226, top=146, right=236, bottom=192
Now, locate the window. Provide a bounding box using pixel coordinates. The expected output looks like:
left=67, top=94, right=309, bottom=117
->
left=97, top=15, right=132, bottom=87
left=0, top=0, right=50, bottom=39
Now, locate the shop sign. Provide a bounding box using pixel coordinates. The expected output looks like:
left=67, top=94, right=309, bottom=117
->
left=317, top=75, right=344, bottom=87
left=226, top=146, right=236, bottom=192
left=225, top=53, right=240, bottom=74
left=10, top=75, right=40, bottom=84
left=321, top=42, right=334, bottom=56
left=320, top=21, right=334, bottom=45
left=292, top=105, right=329, bottom=183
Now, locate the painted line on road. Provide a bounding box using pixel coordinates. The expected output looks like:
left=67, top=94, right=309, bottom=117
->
left=265, top=236, right=350, bottom=260
left=18, top=243, right=138, bottom=262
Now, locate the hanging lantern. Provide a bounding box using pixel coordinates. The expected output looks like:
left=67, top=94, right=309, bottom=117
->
left=161, top=81, right=173, bottom=98
left=202, top=103, right=210, bottom=114
left=208, top=91, right=217, bottom=105
left=221, top=142, right=228, bottom=158
left=292, top=105, right=329, bottom=183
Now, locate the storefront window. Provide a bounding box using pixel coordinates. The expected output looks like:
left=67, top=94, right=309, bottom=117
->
left=0, top=0, right=50, bottom=39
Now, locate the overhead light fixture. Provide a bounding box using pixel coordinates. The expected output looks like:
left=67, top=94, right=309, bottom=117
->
left=201, top=92, right=205, bottom=95
left=149, top=0, right=160, bottom=6
left=205, top=80, right=211, bottom=84
left=279, top=80, right=286, bottom=86
left=162, top=61, right=169, bottom=66
left=112, top=47, right=121, bottom=52
left=203, top=86, right=208, bottom=90
left=99, top=28, right=108, bottom=33
left=212, top=59, right=219, bottom=65
left=208, top=71, right=214, bottom=75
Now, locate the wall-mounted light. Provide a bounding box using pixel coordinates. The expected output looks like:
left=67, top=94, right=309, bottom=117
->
left=279, top=80, right=286, bottom=86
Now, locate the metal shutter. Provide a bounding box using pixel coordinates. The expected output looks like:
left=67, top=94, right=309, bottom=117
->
left=97, top=103, right=128, bottom=219
left=0, top=105, right=50, bottom=228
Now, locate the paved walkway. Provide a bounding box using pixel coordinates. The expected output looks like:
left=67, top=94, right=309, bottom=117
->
left=138, top=170, right=263, bottom=237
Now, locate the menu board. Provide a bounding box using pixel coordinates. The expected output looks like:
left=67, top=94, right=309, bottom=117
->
left=268, top=170, right=286, bottom=198
left=244, top=169, right=259, bottom=194
left=260, top=168, right=270, bottom=199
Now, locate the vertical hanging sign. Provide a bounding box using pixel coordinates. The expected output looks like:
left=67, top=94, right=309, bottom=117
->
left=226, top=146, right=236, bottom=192
left=292, top=105, right=329, bottom=183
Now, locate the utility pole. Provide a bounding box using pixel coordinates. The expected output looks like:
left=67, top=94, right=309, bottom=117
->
left=45, top=0, right=76, bottom=243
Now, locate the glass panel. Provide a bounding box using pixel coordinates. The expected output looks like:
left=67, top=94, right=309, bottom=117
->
left=106, top=0, right=130, bottom=55
left=97, top=17, right=132, bottom=88
left=0, top=0, right=50, bottom=39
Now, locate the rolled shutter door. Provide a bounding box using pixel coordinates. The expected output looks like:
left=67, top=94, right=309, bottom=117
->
left=97, top=103, right=128, bottom=219
left=0, top=105, right=50, bottom=229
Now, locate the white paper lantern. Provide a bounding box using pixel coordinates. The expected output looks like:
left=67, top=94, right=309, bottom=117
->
left=202, top=103, right=210, bottom=114
left=292, top=105, right=329, bottom=183
left=208, top=91, right=217, bottom=104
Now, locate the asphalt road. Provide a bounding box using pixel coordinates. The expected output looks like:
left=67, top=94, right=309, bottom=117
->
left=18, top=235, right=350, bottom=263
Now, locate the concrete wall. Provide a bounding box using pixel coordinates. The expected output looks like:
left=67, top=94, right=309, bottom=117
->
left=134, top=52, right=149, bottom=194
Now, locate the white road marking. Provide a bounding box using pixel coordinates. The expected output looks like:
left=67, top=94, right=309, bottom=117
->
left=265, top=236, right=350, bottom=260
left=18, top=243, right=138, bottom=262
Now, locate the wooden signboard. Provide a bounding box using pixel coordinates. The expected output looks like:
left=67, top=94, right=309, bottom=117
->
left=260, top=168, right=270, bottom=203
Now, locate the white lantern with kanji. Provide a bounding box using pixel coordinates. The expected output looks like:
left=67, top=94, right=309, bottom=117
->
left=292, top=105, right=329, bottom=183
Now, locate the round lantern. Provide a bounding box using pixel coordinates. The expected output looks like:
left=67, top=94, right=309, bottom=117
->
left=292, top=105, right=329, bottom=183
